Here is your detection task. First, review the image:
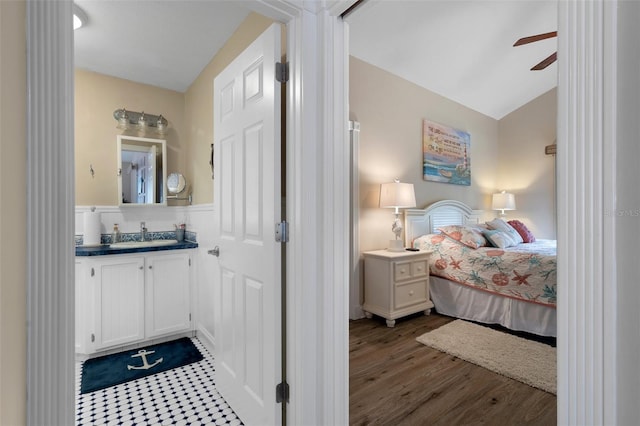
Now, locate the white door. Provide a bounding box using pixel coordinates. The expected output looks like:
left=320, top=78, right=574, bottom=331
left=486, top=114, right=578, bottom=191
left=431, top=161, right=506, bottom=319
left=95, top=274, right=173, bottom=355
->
left=212, top=23, right=283, bottom=426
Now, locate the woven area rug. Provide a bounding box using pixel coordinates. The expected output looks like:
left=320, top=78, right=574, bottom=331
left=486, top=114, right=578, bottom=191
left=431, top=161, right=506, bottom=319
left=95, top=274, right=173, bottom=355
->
left=80, top=337, right=203, bottom=394
left=416, top=320, right=556, bottom=394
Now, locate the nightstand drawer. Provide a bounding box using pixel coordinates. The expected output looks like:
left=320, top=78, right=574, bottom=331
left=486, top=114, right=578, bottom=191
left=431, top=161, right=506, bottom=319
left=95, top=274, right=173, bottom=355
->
left=411, top=259, right=428, bottom=278
left=394, top=262, right=413, bottom=281
left=394, top=280, right=427, bottom=309
left=394, top=259, right=428, bottom=281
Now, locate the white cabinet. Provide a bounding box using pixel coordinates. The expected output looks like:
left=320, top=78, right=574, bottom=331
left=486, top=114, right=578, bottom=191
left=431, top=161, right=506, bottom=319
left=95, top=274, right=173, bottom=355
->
left=363, top=250, right=434, bottom=327
left=93, top=256, right=146, bottom=350
left=145, top=252, right=191, bottom=338
left=76, top=250, right=192, bottom=355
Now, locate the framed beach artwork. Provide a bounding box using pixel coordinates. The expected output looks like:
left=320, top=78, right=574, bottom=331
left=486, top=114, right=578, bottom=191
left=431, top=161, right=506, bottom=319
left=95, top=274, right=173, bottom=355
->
left=422, top=119, right=471, bottom=186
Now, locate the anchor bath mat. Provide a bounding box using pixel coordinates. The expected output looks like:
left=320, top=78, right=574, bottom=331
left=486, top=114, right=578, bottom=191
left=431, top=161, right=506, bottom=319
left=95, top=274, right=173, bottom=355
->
left=80, top=337, right=203, bottom=394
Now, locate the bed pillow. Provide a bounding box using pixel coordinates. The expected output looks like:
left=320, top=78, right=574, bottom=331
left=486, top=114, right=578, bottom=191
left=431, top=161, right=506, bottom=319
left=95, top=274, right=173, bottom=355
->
left=508, top=219, right=536, bottom=243
left=482, top=229, right=518, bottom=248
left=437, top=225, right=487, bottom=249
left=485, top=218, right=524, bottom=244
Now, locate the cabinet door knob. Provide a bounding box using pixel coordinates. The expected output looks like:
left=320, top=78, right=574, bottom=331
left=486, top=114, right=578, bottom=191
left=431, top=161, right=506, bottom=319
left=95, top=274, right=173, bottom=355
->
left=139, top=266, right=144, bottom=270
left=148, top=266, right=152, bottom=269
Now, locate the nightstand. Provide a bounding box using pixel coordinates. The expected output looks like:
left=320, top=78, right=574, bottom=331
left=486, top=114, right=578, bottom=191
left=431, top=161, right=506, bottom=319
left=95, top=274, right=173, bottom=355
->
left=362, top=249, right=434, bottom=327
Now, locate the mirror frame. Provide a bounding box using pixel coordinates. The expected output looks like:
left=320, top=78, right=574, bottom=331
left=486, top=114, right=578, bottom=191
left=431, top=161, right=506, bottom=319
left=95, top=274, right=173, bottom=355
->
left=117, top=135, right=167, bottom=206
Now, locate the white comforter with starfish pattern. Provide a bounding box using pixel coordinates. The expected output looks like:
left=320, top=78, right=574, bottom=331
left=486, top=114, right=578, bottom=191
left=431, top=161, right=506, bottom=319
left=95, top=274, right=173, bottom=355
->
left=412, top=235, right=557, bottom=308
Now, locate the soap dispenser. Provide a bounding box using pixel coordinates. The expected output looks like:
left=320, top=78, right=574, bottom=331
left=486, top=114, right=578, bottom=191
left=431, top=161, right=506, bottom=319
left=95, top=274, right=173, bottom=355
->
left=111, top=223, right=121, bottom=244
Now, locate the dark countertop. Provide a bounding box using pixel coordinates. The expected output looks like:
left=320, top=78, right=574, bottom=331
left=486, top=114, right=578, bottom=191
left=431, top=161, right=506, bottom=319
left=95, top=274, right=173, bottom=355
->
left=75, top=241, right=199, bottom=256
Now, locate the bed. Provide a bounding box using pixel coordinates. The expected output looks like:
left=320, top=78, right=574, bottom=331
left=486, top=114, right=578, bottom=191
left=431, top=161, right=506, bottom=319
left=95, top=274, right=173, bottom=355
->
left=404, top=200, right=557, bottom=337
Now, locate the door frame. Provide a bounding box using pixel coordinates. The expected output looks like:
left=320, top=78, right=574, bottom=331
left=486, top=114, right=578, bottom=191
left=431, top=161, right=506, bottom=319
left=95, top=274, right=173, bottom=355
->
left=25, top=0, right=618, bottom=424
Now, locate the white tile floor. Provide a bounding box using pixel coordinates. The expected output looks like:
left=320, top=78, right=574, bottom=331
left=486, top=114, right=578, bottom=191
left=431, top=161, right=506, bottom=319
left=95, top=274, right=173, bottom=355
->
left=76, top=338, right=243, bottom=425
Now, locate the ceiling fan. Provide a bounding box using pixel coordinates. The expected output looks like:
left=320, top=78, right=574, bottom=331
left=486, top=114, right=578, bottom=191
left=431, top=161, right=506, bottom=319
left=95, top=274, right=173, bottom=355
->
left=513, top=31, right=557, bottom=71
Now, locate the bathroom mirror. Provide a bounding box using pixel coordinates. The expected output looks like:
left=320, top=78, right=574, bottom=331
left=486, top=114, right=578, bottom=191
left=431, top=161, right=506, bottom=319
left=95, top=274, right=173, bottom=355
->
left=117, top=135, right=167, bottom=205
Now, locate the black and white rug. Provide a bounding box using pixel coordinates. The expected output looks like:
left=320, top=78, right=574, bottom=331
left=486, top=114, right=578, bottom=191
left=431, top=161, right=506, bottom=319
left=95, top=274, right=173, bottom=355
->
left=76, top=338, right=243, bottom=425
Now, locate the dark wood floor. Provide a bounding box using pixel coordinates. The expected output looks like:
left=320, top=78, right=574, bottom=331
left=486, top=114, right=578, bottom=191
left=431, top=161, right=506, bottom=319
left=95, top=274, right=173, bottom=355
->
left=349, top=312, right=557, bottom=426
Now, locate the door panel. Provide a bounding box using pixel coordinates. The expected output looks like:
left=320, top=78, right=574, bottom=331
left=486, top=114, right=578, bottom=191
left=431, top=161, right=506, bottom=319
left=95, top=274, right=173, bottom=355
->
left=219, top=135, right=236, bottom=237
left=243, top=123, right=263, bottom=239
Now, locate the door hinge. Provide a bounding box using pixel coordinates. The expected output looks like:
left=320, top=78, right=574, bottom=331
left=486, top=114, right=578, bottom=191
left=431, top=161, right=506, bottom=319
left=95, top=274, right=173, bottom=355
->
left=276, top=62, right=289, bottom=83
left=91, top=333, right=95, bottom=343
left=275, top=221, right=289, bottom=243
left=188, top=258, right=191, bottom=267
left=90, top=267, right=95, bottom=277
left=189, top=313, right=191, bottom=322
left=276, top=381, right=289, bottom=403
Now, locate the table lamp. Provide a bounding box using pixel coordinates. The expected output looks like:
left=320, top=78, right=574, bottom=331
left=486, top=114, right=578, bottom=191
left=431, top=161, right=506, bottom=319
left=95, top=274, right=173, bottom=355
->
left=492, top=190, right=516, bottom=216
left=379, top=179, right=416, bottom=252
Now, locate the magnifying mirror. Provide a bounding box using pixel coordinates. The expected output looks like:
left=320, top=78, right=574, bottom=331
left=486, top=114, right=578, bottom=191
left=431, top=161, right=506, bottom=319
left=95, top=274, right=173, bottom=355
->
left=166, top=172, right=192, bottom=204
left=167, top=172, right=187, bottom=194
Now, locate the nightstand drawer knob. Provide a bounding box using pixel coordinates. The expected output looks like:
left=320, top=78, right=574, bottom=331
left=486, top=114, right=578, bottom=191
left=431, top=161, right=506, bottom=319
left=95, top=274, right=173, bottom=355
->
left=409, top=290, right=414, bottom=296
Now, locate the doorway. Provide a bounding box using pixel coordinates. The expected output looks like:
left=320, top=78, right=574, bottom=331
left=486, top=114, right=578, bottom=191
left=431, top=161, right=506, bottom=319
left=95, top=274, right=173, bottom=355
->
left=73, top=11, right=286, bottom=426
left=344, top=0, right=559, bottom=423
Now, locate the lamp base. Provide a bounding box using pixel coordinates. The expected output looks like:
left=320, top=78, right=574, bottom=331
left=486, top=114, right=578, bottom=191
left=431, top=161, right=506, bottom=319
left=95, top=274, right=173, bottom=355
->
left=387, top=239, right=404, bottom=252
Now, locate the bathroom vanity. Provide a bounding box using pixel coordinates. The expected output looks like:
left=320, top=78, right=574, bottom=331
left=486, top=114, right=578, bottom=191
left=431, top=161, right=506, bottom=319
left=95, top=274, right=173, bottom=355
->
left=75, top=243, right=197, bottom=356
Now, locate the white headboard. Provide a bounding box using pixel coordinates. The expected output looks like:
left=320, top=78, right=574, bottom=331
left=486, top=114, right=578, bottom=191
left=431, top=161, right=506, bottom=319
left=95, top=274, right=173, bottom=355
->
left=404, top=199, right=484, bottom=243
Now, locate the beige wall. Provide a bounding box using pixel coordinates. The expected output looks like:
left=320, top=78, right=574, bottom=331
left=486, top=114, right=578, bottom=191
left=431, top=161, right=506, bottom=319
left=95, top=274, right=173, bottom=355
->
left=185, top=13, right=275, bottom=204
left=75, top=12, right=276, bottom=207
left=75, top=70, right=186, bottom=206
left=0, top=1, right=27, bottom=424
left=497, top=88, right=557, bottom=239
left=350, top=57, right=499, bottom=252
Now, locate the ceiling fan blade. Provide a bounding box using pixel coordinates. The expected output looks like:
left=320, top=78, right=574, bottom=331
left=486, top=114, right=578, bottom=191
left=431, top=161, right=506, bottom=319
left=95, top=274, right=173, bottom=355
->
left=514, top=31, right=557, bottom=47
left=531, top=52, right=557, bottom=70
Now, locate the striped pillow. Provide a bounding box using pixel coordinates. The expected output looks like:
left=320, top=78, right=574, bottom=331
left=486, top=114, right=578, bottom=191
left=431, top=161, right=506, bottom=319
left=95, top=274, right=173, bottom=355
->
left=508, top=220, right=536, bottom=243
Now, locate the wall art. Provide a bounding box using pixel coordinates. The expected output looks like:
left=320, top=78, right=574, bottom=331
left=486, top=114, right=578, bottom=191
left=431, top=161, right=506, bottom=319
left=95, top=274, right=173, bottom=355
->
left=422, top=120, right=471, bottom=186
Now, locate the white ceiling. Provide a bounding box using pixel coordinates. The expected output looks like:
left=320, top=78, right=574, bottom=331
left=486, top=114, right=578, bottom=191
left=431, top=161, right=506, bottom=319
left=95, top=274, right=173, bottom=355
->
left=74, top=1, right=557, bottom=119
left=347, top=0, right=558, bottom=119
left=74, top=1, right=251, bottom=93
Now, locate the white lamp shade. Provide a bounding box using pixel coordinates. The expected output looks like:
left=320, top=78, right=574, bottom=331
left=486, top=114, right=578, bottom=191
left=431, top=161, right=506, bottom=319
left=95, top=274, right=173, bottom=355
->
left=379, top=181, right=416, bottom=208
left=492, top=191, right=516, bottom=211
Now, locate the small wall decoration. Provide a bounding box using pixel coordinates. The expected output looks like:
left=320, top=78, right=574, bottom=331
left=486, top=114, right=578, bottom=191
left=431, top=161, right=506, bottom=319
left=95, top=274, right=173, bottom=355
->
left=423, top=119, right=471, bottom=186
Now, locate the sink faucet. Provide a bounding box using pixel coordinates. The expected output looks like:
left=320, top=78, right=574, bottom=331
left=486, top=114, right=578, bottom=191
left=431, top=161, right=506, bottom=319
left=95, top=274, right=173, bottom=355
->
left=140, top=222, right=148, bottom=242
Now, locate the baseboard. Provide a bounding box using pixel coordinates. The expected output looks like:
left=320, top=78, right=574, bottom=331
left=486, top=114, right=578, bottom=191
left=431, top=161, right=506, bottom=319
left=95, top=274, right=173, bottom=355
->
left=350, top=305, right=365, bottom=320
left=76, top=331, right=195, bottom=361
left=195, top=326, right=215, bottom=355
